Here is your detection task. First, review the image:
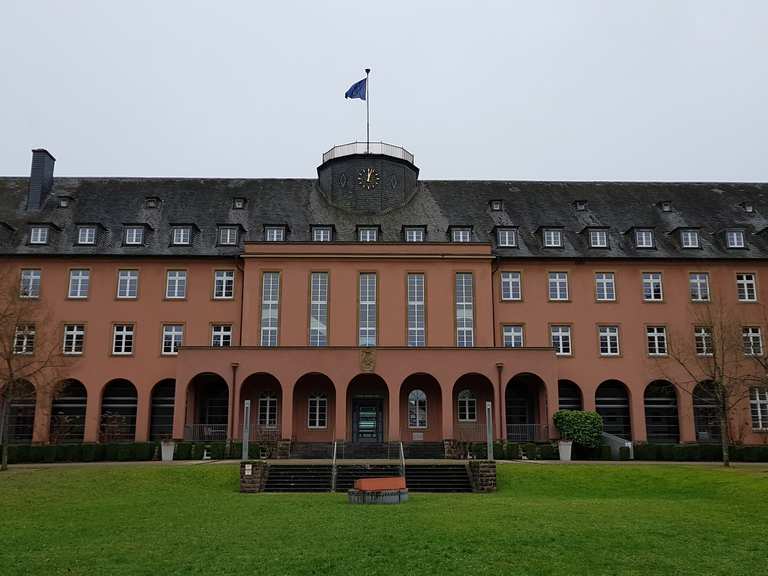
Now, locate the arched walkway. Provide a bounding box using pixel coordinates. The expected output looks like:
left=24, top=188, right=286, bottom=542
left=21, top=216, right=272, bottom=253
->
left=7, top=380, right=35, bottom=444
left=558, top=380, right=582, bottom=411
left=596, top=380, right=632, bottom=440
left=293, top=373, right=335, bottom=442
left=693, top=381, right=722, bottom=443
left=240, top=373, right=282, bottom=442
left=100, top=379, right=137, bottom=443
left=186, top=373, right=228, bottom=441
left=644, top=380, right=680, bottom=444
left=347, top=374, right=388, bottom=443
left=50, top=379, right=87, bottom=444
left=505, top=373, right=548, bottom=442
left=400, top=373, right=442, bottom=442
left=453, top=373, right=494, bottom=442
left=150, top=379, right=175, bottom=441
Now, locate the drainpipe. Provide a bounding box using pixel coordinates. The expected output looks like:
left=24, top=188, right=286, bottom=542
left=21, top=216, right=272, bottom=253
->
left=229, top=362, right=239, bottom=442
left=496, top=362, right=504, bottom=442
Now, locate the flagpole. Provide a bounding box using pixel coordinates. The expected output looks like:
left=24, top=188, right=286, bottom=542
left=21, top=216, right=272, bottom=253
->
left=365, top=68, right=370, bottom=154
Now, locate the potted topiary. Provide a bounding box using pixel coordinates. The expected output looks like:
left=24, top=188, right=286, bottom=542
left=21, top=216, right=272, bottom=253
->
left=553, top=410, right=603, bottom=462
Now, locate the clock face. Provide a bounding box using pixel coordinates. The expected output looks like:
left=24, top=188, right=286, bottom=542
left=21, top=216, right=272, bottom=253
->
left=357, top=167, right=380, bottom=190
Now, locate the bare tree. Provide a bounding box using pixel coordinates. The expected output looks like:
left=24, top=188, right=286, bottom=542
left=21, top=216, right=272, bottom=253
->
left=662, top=296, right=762, bottom=466
left=0, top=265, right=74, bottom=471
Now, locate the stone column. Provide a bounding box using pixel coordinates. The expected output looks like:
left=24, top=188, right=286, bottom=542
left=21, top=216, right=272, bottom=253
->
left=134, top=386, right=150, bottom=442
left=31, top=386, right=51, bottom=443
left=388, top=391, right=400, bottom=441
left=83, top=384, right=100, bottom=443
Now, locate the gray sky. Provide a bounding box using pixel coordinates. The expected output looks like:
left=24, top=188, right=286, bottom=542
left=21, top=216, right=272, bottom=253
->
left=1, top=0, right=767, bottom=181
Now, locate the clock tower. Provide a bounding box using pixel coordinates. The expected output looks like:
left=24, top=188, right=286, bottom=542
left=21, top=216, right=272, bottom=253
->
left=317, top=142, right=419, bottom=213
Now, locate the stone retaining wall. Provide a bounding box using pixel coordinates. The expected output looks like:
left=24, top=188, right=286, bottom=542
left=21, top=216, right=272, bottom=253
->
left=468, top=460, right=497, bottom=492
left=239, top=460, right=269, bottom=492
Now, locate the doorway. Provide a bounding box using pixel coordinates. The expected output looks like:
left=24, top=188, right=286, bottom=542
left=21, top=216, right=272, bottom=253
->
left=352, top=398, right=383, bottom=443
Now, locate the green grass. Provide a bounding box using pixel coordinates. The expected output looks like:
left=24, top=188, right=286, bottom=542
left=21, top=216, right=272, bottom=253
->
left=1, top=462, right=766, bottom=575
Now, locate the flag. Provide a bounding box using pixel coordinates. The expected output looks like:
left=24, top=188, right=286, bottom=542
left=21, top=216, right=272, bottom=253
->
left=345, top=77, right=367, bottom=100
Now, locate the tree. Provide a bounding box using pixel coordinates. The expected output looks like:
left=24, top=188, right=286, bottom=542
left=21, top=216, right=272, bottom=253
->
left=0, top=265, right=74, bottom=471
left=662, top=296, right=762, bottom=467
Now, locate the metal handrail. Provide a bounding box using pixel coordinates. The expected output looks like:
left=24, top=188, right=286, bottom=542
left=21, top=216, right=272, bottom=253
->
left=398, top=441, right=406, bottom=477
left=322, top=141, right=414, bottom=164
left=331, top=441, right=338, bottom=492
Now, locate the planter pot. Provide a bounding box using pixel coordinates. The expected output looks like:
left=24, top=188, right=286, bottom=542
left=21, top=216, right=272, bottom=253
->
left=558, top=440, right=573, bottom=462
left=161, top=440, right=176, bottom=462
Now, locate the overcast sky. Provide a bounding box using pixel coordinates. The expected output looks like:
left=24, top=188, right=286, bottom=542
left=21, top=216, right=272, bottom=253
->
left=1, top=1, right=767, bottom=182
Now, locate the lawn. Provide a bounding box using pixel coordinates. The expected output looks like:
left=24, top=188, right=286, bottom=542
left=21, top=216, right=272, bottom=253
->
left=1, top=462, right=766, bottom=576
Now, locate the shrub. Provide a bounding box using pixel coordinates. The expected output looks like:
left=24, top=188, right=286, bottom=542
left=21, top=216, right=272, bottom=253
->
left=80, top=443, right=99, bottom=462
left=175, top=442, right=192, bottom=460
left=209, top=442, right=227, bottom=459
left=537, top=443, right=559, bottom=460
left=619, top=446, right=631, bottom=460
left=505, top=442, right=521, bottom=460
left=521, top=443, right=538, bottom=460
left=133, top=443, right=154, bottom=461
left=553, top=410, right=603, bottom=448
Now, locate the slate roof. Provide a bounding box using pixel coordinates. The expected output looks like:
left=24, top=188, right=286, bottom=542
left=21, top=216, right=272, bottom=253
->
left=1, top=176, right=768, bottom=259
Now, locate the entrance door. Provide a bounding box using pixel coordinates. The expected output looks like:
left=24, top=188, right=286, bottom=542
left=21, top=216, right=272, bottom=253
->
left=352, top=399, right=383, bottom=443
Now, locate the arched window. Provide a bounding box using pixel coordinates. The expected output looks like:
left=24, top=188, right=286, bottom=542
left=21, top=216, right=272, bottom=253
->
left=308, top=393, right=328, bottom=429
left=258, top=392, right=278, bottom=429
left=457, top=389, right=477, bottom=422
left=408, top=389, right=427, bottom=429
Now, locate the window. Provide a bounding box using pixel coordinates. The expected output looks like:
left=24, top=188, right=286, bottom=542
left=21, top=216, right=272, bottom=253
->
left=20, top=269, right=41, bottom=298
left=404, top=227, right=425, bottom=242
left=68, top=269, right=90, bottom=299
left=29, top=226, right=48, bottom=245
left=213, top=270, right=235, bottom=299
left=124, top=226, right=144, bottom=245
left=543, top=229, right=562, bottom=248
left=550, top=325, right=572, bottom=356
left=407, top=273, right=425, bottom=347
left=490, top=200, right=503, bottom=211
left=172, top=227, right=191, bottom=245
left=219, top=226, right=238, bottom=245
left=502, top=325, right=524, bottom=348
left=501, top=271, right=522, bottom=301
left=736, top=273, right=757, bottom=302
left=595, top=272, right=616, bottom=301
left=689, top=273, right=710, bottom=302
left=743, top=327, right=763, bottom=356
left=258, top=392, right=278, bottom=429
left=13, top=324, right=35, bottom=355
left=260, top=272, right=280, bottom=346
left=117, top=270, right=139, bottom=299
left=165, top=271, right=187, bottom=299
left=308, top=394, right=328, bottom=429
left=574, top=200, right=588, bottom=211
left=162, top=324, right=184, bottom=355
left=77, top=226, right=96, bottom=245
left=265, top=226, right=285, bottom=242
left=211, top=324, right=232, bottom=347
left=589, top=229, right=608, bottom=248
left=659, top=200, right=672, bottom=212
left=408, top=389, right=427, bottom=429
left=309, top=272, right=328, bottom=346
left=694, top=326, right=713, bottom=356
left=750, top=387, right=768, bottom=430
left=112, top=324, right=134, bottom=355
left=548, top=272, right=569, bottom=301
left=457, top=389, right=477, bottom=422
left=642, top=272, right=663, bottom=301
left=680, top=229, right=700, bottom=248
left=233, top=198, right=246, bottom=209
left=647, top=326, right=668, bottom=356
left=62, top=324, right=85, bottom=355
left=144, top=197, right=159, bottom=209
left=358, top=273, right=377, bottom=346
left=455, top=273, right=474, bottom=347
left=451, top=228, right=471, bottom=243
left=599, top=326, right=620, bottom=356
left=58, top=197, right=70, bottom=208
left=358, top=227, right=378, bottom=242
left=497, top=228, right=517, bottom=247
left=726, top=230, right=745, bottom=248
left=312, top=226, right=332, bottom=242
left=635, top=229, right=654, bottom=248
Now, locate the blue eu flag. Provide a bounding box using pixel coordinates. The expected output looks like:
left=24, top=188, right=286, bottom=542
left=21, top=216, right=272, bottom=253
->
left=345, top=78, right=367, bottom=100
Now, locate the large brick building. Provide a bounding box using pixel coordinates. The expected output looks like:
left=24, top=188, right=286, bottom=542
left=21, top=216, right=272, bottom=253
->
left=2, top=143, right=768, bottom=450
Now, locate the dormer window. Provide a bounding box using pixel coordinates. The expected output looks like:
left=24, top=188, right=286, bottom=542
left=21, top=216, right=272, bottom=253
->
left=635, top=228, right=655, bottom=248
left=589, top=229, right=609, bottom=248
left=57, top=196, right=72, bottom=208
left=172, top=226, right=192, bottom=246
left=496, top=228, right=517, bottom=247
left=218, top=226, right=238, bottom=246
left=404, top=227, right=425, bottom=242
left=490, top=200, right=504, bottom=211
left=29, top=226, right=49, bottom=245
left=144, top=197, right=160, bottom=209
left=312, top=226, right=332, bottom=242
left=680, top=229, right=700, bottom=249
left=659, top=201, right=673, bottom=212
left=574, top=200, right=587, bottom=211
left=726, top=229, right=746, bottom=248
left=265, top=226, right=286, bottom=242
left=124, top=226, right=144, bottom=245
left=543, top=228, right=562, bottom=248
left=740, top=202, right=754, bottom=214
left=358, top=227, right=378, bottom=242
left=451, top=228, right=472, bottom=243
left=77, top=226, right=96, bottom=245
left=233, top=198, right=246, bottom=210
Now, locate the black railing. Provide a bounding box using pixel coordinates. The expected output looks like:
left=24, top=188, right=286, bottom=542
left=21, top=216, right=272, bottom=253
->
left=322, top=142, right=414, bottom=164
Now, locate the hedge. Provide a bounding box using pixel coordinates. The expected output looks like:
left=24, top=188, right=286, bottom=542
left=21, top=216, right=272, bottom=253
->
left=633, top=443, right=768, bottom=462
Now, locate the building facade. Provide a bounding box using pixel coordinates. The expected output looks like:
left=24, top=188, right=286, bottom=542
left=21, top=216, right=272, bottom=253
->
left=2, top=144, right=768, bottom=449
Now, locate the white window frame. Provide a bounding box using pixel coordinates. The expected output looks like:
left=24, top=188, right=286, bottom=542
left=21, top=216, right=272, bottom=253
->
left=404, top=227, right=425, bottom=242
left=116, top=270, right=139, bottom=299
left=646, top=326, right=668, bottom=356
left=407, top=273, right=425, bottom=347
left=218, top=226, right=238, bottom=246
left=172, top=227, right=191, bottom=246
left=165, top=270, right=187, bottom=299
left=736, top=273, right=757, bottom=302
left=595, top=272, right=616, bottom=302
left=77, top=226, right=96, bottom=245
left=29, top=226, right=49, bottom=245
left=543, top=229, right=562, bottom=248
left=726, top=230, right=745, bottom=249
left=457, top=389, right=477, bottom=422
left=358, top=227, right=378, bottom=242
left=589, top=229, right=608, bottom=248
left=407, top=389, right=428, bottom=429
left=309, top=272, right=328, bottom=347
left=13, top=324, right=35, bottom=355
left=694, top=326, right=713, bottom=356
left=124, top=226, right=144, bottom=245
left=162, top=324, right=184, bottom=355
left=680, top=229, right=700, bottom=248
left=258, top=392, right=278, bottom=429
left=308, top=394, right=328, bottom=429
left=213, top=270, right=235, bottom=300
left=62, top=324, right=85, bottom=355
left=635, top=229, right=655, bottom=248
left=501, top=271, right=522, bottom=301
left=502, top=325, right=524, bottom=348
left=598, top=326, right=620, bottom=356
left=689, top=273, right=710, bottom=302
left=548, top=272, right=569, bottom=301
left=750, top=387, right=768, bottom=431
left=211, top=324, right=232, bottom=347
left=743, top=327, right=763, bottom=356
left=451, top=228, right=471, bottom=243
left=497, top=228, right=517, bottom=247
left=265, top=226, right=285, bottom=242
left=112, top=324, right=134, bottom=355
left=20, top=269, right=41, bottom=299
left=312, top=226, right=332, bottom=242
left=68, top=269, right=90, bottom=299
left=455, top=273, right=474, bottom=347
left=260, top=272, right=280, bottom=346
left=550, top=325, right=572, bottom=356
left=642, top=272, right=664, bottom=301
left=358, top=273, right=377, bottom=346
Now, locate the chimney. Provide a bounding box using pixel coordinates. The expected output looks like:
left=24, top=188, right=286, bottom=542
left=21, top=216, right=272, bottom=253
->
left=28, top=149, right=56, bottom=209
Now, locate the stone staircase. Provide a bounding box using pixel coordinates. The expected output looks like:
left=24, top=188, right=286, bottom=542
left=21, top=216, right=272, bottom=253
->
left=336, top=442, right=400, bottom=460
left=288, top=442, right=334, bottom=459
left=262, top=464, right=332, bottom=492
left=403, top=442, right=445, bottom=459
left=404, top=464, right=473, bottom=492
left=335, top=464, right=402, bottom=491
